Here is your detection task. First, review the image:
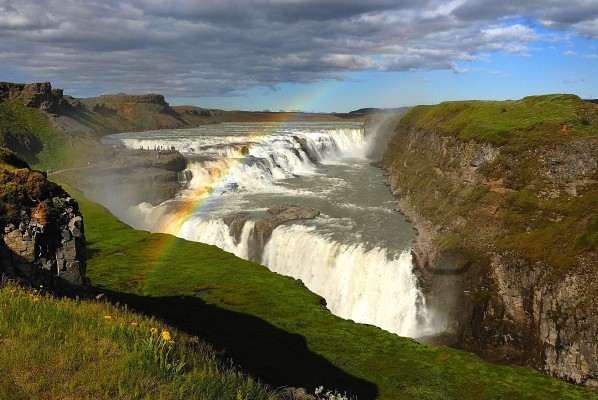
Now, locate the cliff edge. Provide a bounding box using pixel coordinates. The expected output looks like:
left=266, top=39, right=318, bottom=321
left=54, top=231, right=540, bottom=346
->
left=0, top=147, right=87, bottom=292
left=380, top=94, right=598, bottom=386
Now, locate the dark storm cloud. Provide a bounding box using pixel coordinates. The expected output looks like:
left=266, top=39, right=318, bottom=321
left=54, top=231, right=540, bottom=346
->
left=0, top=0, right=596, bottom=98
left=453, top=0, right=598, bottom=34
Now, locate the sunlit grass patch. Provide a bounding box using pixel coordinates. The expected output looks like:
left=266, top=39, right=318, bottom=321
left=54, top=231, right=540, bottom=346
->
left=0, top=281, right=277, bottom=400
left=42, top=182, right=598, bottom=400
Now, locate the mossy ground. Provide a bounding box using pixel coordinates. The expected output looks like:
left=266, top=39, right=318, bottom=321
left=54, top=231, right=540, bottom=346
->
left=401, top=94, right=597, bottom=146
left=0, top=149, right=66, bottom=224
left=384, top=94, right=597, bottom=272
left=35, top=181, right=596, bottom=400
left=0, top=100, right=106, bottom=171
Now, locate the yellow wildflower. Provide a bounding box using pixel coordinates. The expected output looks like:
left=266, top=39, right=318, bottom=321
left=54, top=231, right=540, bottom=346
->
left=130, top=322, right=138, bottom=327
left=104, top=315, right=112, bottom=320
left=150, top=327, right=158, bottom=334
left=32, top=297, right=40, bottom=302
left=161, top=331, right=171, bottom=341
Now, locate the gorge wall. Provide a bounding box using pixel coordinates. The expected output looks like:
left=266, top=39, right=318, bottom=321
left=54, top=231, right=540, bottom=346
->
left=379, top=95, right=598, bottom=387
left=0, top=147, right=87, bottom=293
left=0, top=81, right=224, bottom=141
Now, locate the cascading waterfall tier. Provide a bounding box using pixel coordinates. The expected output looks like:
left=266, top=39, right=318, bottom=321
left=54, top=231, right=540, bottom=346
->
left=262, top=225, right=429, bottom=337
left=102, top=122, right=438, bottom=338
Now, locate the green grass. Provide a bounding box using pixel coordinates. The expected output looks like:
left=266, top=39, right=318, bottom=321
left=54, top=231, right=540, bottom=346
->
left=401, top=94, right=597, bottom=146
left=0, top=282, right=277, bottom=400
left=0, top=100, right=106, bottom=170
left=44, top=181, right=598, bottom=400
left=384, top=94, right=598, bottom=272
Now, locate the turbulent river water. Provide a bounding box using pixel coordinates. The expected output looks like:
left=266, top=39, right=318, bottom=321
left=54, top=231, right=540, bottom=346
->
left=102, top=121, right=437, bottom=338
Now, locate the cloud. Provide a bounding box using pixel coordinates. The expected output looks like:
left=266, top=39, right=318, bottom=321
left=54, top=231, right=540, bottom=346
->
left=321, top=54, right=376, bottom=70
left=0, top=0, right=596, bottom=99
left=488, top=70, right=512, bottom=78
left=573, top=17, right=598, bottom=38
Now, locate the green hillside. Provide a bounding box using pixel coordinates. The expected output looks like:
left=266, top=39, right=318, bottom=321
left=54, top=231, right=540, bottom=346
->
left=0, top=282, right=277, bottom=400
left=31, top=181, right=594, bottom=400
left=400, top=94, right=597, bottom=146
left=0, top=100, right=106, bottom=170
left=385, top=94, right=598, bottom=272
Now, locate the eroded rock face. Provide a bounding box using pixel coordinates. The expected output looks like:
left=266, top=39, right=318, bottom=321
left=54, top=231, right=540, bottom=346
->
left=0, top=150, right=87, bottom=293
left=458, top=252, right=598, bottom=386
left=0, top=81, right=69, bottom=114
left=64, top=148, right=189, bottom=214
left=254, top=205, right=320, bottom=249
left=379, top=121, right=598, bottom=386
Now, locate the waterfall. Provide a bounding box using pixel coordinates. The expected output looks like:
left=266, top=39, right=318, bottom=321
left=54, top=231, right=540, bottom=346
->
left=106, top=122, right=437, bottom=338
left=262, top=225, right=428, bottom=337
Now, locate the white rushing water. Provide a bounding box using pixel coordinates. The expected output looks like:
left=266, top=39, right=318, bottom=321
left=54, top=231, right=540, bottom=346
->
left=263, top=225, right=426, bottom=337
left=102, top=122, right=437, bottom=338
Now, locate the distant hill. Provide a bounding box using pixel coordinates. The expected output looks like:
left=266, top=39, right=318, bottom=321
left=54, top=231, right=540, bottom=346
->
left=0, top=81, right=365, bottom=169
left=1, top=82, right=364, bottom=139
left=349, top=106, right=412, bottom=115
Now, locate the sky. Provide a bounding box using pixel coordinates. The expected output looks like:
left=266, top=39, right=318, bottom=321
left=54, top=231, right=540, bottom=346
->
left=1, top=0, right=597, bottom=113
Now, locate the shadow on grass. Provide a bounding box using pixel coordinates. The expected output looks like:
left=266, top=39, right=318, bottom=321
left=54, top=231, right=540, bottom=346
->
left=100, top=288, right=379, bottom=399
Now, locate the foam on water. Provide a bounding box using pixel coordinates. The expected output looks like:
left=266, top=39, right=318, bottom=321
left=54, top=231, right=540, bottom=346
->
left=103, top=122, right=440, bottom=338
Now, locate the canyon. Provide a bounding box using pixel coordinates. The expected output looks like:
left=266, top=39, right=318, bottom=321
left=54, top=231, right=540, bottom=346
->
left=380, top=95, right=598, bottom=386
left=1, top=82, right=597, bottom=395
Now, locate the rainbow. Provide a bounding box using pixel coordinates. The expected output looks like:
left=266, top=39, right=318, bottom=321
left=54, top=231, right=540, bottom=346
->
left=134, top=107, right=365, bottom=261
left=152, top=117, right=313, bottom=242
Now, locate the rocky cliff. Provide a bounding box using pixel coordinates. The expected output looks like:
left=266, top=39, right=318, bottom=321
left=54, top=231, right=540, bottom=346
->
left=379, top=94, right=598, bottom=387
left=55, top=148, right=189, bottom=219
left=0, top=82, right=70, bottom=115
left=223, top=204, right=320, bottom=261
left=0, top=81, right=223, bottom=140
left=0, top=147, right=87, bottom=293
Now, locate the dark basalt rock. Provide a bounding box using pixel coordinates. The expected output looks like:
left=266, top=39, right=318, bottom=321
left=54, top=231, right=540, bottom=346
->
left=0, top=149, right=87, bottom=293
left=254, top=204, right=320, bottom=258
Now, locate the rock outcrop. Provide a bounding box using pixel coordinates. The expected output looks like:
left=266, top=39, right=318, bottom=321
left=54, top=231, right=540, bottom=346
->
left=58, top=148, right=189, bottom=215
left=378, top=95, right=598, bottom=386
left=223, top=205, right=320, bottom=261
left=0, top=81, right=223, bottom=139
left=0, top=148, right=87, bottom=293
left=0, top=81, right=70, bottom=115
left=253, top=204, right=320, bottom=249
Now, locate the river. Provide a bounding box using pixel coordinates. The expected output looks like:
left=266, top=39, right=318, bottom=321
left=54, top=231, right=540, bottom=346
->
left=102, top=121, right=436, bottom=337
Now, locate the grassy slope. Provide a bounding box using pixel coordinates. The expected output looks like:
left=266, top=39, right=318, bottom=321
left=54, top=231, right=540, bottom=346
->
left=0, top=100, right=106, bottom=170
left=0, top=283, right=277, bottom=400
left=387, top=94, right=598, bottom=272
left=401, top=94, right=596, bottom=145
left=46, top=182, right=597, bottom=400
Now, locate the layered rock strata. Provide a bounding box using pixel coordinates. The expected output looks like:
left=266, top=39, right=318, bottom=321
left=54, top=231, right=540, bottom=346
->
left=0, top=81, right=69, bottom=114
left=378, top=104, right=598, bottom=386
